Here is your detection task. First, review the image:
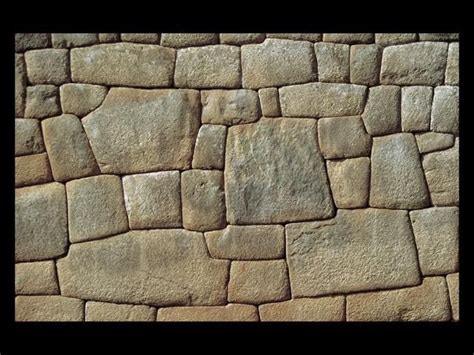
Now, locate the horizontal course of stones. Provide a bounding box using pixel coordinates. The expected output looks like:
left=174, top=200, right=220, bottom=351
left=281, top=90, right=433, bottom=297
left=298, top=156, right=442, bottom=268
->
left=15, top=33, right=459, bottom=322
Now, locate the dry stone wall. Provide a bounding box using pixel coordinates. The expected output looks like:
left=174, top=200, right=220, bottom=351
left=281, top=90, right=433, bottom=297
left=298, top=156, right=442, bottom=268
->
left=14, top=33, right=459, bottom=322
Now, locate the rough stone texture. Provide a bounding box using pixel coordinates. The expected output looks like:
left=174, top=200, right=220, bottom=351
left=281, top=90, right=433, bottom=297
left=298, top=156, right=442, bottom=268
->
left=431, top=86, right=459, bottom=135
left=362, top=85, right=401, bottom=135
left=380, top=42, right=448, bottom=85
left=157, top=304, right=259, bottom=321
left=15, top=153, right=53, bottom=187
left=323, top=33, right=374, bottom=44
left=42, top=114, right=100, bottom=182
left=57, top=230, right=229, bottom=306
left=71, top=43, right=176, bottom=87
left=266, top=33, right=322, bottom=41
left=85, top=301, right=156, bottom=321
left=98, top=33, right=120, bottom=43
left=370, top=133, right=430, bottom=209
left=228, top=260, right=290, bottom=304
left=15, top=54, right=27, bottom=117
left=15, top=296, right=84, bottom=321
left=375, top=33, right=417, bottom=46
left=422, top=138, right=459, bottom=206
left=418, top=33, right=459, bottom=41
left=445, top=43, right=459, bottom=85
left=259, top=297, right=345, bottom=321
left=66, top=175, right=129, bottom=243
left=327, top=157, right=370, bottom=208
left=25, top=85, right=61, bottom=119
left=401, top=86, right=433, bottom=132
left=219, top=33, right=265, bottom=45
left=15, top=119, right=45, bottom=156
left=446, top=273, right=459, bottom=321
left=415, top=132, right=454, bottom=154
left=174, top=45, right=240, bottom=88
left=410, top=207, right=458, bottom=275
left=279, top=83, right=367, bottom=118
left=181, top=170, right=226, bottom=231
left=52, top=33, right=99, bottom=48
left=60, top=83, right=108, bottom=117
left=161, top=33, right=219, bottom=47
left=25, top=49, right=70, bottom=85
left=15, top=261, right=59, bottom=295
left=318, top=116, right=371, bottom=159
left=205, top=225, right=285, bottom=260
left=121, top=33, right=160, bottom=44
left=241, top=39, right=317, bottom=89
left=258, top=88, right=281, bottom=117
left=346, top=277, right=451, bottom=321
left=82, top=88, right=200, bottom=174
left=286, top=209, right=421, bottom=297
left=225, top=118, right=334, bottom=224
left=15, top=33, right=51, bottom=52
left=192, top=125, right=227, bottom=170
left=314, top=42, right=350, bottom=83
left=122, top=171, right=182, bottom=229
left=201, top=89, right=260, bottom=125
left=15, top=182, right=68, bottom=262
left=350, top=44, right=382, bottom=86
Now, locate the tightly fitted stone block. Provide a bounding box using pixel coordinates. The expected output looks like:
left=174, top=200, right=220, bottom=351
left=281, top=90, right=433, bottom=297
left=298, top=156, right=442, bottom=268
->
left=86, top=301, right=156, bottom=321
left=98, top=33, right=120, bottom=43
left=350, top=44, right=382, bottom=85
left=205, top=225, right=285, bottom=260
left=15, top=119, right=45, bottom=156
left=259, top=297, right=345, bottom=321
left=431, top=86, right=459, bottom=135
left=16, top=296, right=84, bottom=321
left=258, top=88, right=281, bottom=117
left=266, top=33, right=322, bottom=41
left=241, top=39, right=317, bottom=88
left=181, top=170, right=226, bottom=231
left=15, top=261, right=59, bottom=295
left=418, top=33, right=459, bottom=41
left=375, top=33, right=417, bottom=46
left=346, top=277, right=451, bottom=321
left=286, top=209, right=421, bottom=297
left=225, top=118, right=334, bottom=224
left=445, top=43, right=459, bottom=85
left=25, top=49, right=69, bottom=85
left=362, top=85, right=401, bottom=135
left=161, top=33, right=219, bottom=47
left=410, top=207, right=458, bottom=275
left=15, top=54, right=27, bottom=117
left=415, top=132, right=454, bottom=154
left=219, top=33, right=265, bottom=45
left=174, top=45, right=240, bottom=88
left=446, top=273, right=459, bottom=321
left=57, top=230, right=229, bottom=306
left=15, top=33, right=51, bottom=52
left=122, top=171, right=182, bottom=229
left=401, top=86, right=433, bottom=132
left=314, top=42, right=350, bottom=83
left=323, top=33, right=374, bottom=44
left=120, top=33, right=160, bottom=43
left=15, top=182, right=68, bottom=262
left=82, top=88, right=200, bottom=174
left=25, top=85, right=61, bottom=119
left=191, top=125, right=227, bottom=170
left=52, top=33, right=98, bottom=48
left=228, top=260, right=290, bottom=304
left=157, top=304, right=259, bottom=321
left=66, top=175, right=129, bottom=243
left=71, top=43, right=176, bottom=87
left=15, top=153, right=53, bottom=187
left=60, top=83, right=108, bottom=117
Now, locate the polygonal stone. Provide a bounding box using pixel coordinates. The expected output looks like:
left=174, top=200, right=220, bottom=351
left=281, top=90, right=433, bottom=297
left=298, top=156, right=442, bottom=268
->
left=258, top=88, right=281, bottom=117
left=98, top=33, right=120, bottom=43
left=259, top=297, right=345, bottom=321
left=24, top=49, right=70, bottom=85
left=16, top=296, right=84, bottom=321
left=415, top=132, right=454, bottom=154
left=362, top=85, right=401, bottom=135
left=219, top=33, right=265, bottom=45
left=157, top=304, right=259, bottom=321
left=374, top=33, right=417, bottom=46
left=15, top=261, right=59, bottom=295
left=445, top=43, right=459, bottom=85
left=15, top=33, right=51, bottom=52
left=15, top=119, right=45, bottom=156
left=161, top=33, right=219, bottom=47
left=401, top=86, right=433, bottom=132
left=60, top=84, right=108, bottom=117
left=15, top=54, right=27, bottom=117
left=418, top=33, right=459, bottom=41
left=191, top=125, right=227, bottom=170
left=266, top=33, right=322, bottom=41
left=52, top=33, right=99, bottom=48
left=314, top=42, right=350, bottom=83
left=15, top=153, right=53, bottom=187
left=24, top=85, right=61, bottom=119
left=120, top=33, right=160, bottom=43
left=446, top=273, right=459, bottom=321
left=323, top=33, right=374, bottom=44
left=85, top=302, right=156, bottom=321
left=431, top=86, right=459, bottom=135
left=350, top=44, right=382, bottom=86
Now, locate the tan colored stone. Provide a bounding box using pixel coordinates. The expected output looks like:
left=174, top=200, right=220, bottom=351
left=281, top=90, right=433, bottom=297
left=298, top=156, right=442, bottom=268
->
left=418, top=33, right=459, bottom=41
left=258, top=88, right=281, bottom=117
left=323, top=33, right=374, bottom=44
left=15, top=119, right=45, bottom=156
left=86, top=301, right=156, bottom=321
left=219, top=33, right=265, bottom=45
left=314, top=42, right=350, bottom=83
left=15, top=153, right=53, bottom=187
left=446, top=273, right=459, bottom=321
left=347, top=277, right=451, bottom=321
left=60, top=84, right=108, bottom=117
left=15, top=296, right=84, bottom=321
left=401, top=86, right=433, bottom=132
left=161, top=33, right=219, bottom=47
left=415, top=132, right=454, bottom=154
left=52, top=33, right=98, bottom=48
left=431, top=86, right=459, bottom=135
left=362, top=85, right=401, bottom=135
left=25, top=49, right=69, bottom=85
left=24, top=85, right=61, bottom=119
left=15, top=54, right=27, bottom=117
left=98, top=33, right=120, bottom=43
left=445, top=43, right=459, bottom=85
left=375, top=33, right=417, bottom=46
left=15, top=33, right=51, bottom=52
left=350, top=44, right=382, bottom=86
left=15, top=261, right=59, bottom=295
left=157, top=304, right=258, bottom=321
left=192, top=125, right=227, bottom=170
left=120, top=33, right=160, bottom=43
left=286, top=209, right=421, bottom=297
left=259, top=297, right=345, bottom=321
left=228, top=260, right=290, bottom=304
left=266, top=33, right=322, bottom=41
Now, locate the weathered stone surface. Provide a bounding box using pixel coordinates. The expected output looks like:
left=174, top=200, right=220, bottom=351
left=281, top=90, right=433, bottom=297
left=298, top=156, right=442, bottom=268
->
left=181, top=170, right=226, bottom=231
left=161, top=33, right=219, bottom=47
left=15, top=182, right=68, bottom=262
left=286, top=209, right=421, bottom=297
left=15, top=261, right=59, bottom=295
left=370, top=133, right=430, bottom=209
left=24, top=85, right=61, bottom=119
left=266, top=33, right=322, bottom=41
left=98, top=33, right=120, bottom=43
left=122, top=171, right=182, bottom=229
left=191, top=125, right=227, bottom=170
left=375, top=33, right=417, bottom=46
left=350, top=44, right=382, bottom=85
left=241, top=39, right=317, bottom=88
left=347, top=277, right=451, bottom=321
left=52, top=33, right=98, bottom=48
left=422, top=138, right=459, bottom=206
left=258, top=88, right=281, bottom=117
left=60, top=83, right=108, bottom=117
left=174, top=45, right=240, bottom=88
left=418, top=33, right=459, bottom=41
left=15, top=33, right=51, bottom=52
left=280, top=83, right=366, bottom=118
left=415, top=132, right=454, bottom=153
left=327, top=157, right=370, bottom=208
left=323, top=33, right=374, bottom=44
left=157, top=304, right=258, bottom=321
left=57, top=230, right=229, bottom=306
left=16, top=296, right=84, bottom=321
left=446, top=273, right=459, bottom=321
left=219, top=33, right=265, bottom=45
left=401, top=86, right=433, bottom=132
left=15, top=119, right=45, bottom=156
left=71, top=43, right=176, bottom=87
left=445, top=43, right=459, bottom=85
left=86, top=301, right=156, bottom=321
left=431, top=86, right=459, bottom=135
left=15, top=54, right=27, bottom=117
left=201, top=89, right=260, bottom=125
left=205, top=225, right=285, bottom=260
left=121, top=33, right=160, bottom=43
left=228, top=260, right=290, bottom=304
left=318, top=116, right=371, bottom=159
left=66, top=175, right=129, bottom=243
left=25, top=49, right=69, bottom=85
left=225, top=118, right=334, bottom=224
left=380, top=42, right=448, bottom=85
left=82, top=88, right=200, bottom=174
left=410, top=207, right=458, bottom=275
left=42, top=114, right=100, bottom=181
left=15, top=153, right=53, bottom=187
left=259, top=297, right=345, bottom=321
left=362, top=85, right=401, bottom=135
left=314, top=42, right=350, bottom=83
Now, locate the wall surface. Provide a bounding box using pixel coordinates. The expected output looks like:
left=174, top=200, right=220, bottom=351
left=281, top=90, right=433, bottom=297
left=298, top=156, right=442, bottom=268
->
left=15, top=33, right=459, bottom=321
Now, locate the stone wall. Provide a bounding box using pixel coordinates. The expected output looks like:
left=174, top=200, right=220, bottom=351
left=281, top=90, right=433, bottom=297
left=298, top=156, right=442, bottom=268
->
left=15, top=33, right=459, bottom=321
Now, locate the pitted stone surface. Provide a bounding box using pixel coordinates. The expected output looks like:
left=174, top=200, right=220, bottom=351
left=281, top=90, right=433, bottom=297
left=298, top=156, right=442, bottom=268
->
left=15, top=33, right=51, bottom=52
left=219, top=33, right=265, bottom=45
left=445, top=43, right=459, bottom=85
left=418, top=33, right=459, bottom=41
left=314, top=42, right=350, bottom=83
left=16, top=296, right=84, bottom=321
left=350, top=44, right=382, bottom=86
left=60, top=84, right=108, bottom=117
left=259, top=297, right=345, bottom=321
left=401, top=86, right=433, bottom=132
left=15, top=261, right=59, bottom=295
left=52, top=33, right=99, bottom=48
left=258, top=88, right=281, bottom=117
left=15, top=153, right=53, bottom=187
left=266, top=33, right=322, bottom=41
left=15, top=119, right=45, bottom=156
left=431, top=86, right=459, bottom=135
left=161, top=33, right=219, bottom=47
left=25, top=49, right=70, bottom=85
left=323, top=33, right=374, bottom=44
left=157, top=304, right=259, bottom=321
left=98, top=33, right=120, bottom=43
left=192, top=125, right=227, bottom=170
left=86, top=301, right=156, bottom=321
left=25, top=85, right=61, bottom=119
left=121, top=33, right=160, bottom=44
left=362, top=85, right=401, bottom=136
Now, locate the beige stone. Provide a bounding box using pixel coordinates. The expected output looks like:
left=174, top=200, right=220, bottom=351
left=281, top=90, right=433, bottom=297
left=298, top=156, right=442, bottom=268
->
left=192, top=125, right=227, bottom=170
left=157, top=304, right=259, bottom=321
left=98, top=33, right=120, bottom=43
left=24, top=85, right=61, bottom=119
left=431, top=86, right=459, bottom=135
left=314, top=42, right=350, bottom=83
left=86, top=301, right=156, bottom=321
left=415, top=132, right=454, bottom=153
left=286, top=209, right=421, bottom=297
left=15, top=54, right=27, bottom=117
left=15, top=119, right=45, bottom=156
left=446, top=273, right=459, bottom=321
left=161, top=33, right=219, bottom=47
left=258, top=88, right=281, bottom=117
left=52, top=33, right=98, bottom=48
left=362, top=85, right=401, bottom=135
left=445, top=43, right=459, bottom=85
left=401, top=86, right=433, bottom=132
left=323, top=33, right=374, bottom=44
left=375, top=33, right=417, bottom=46
left=350, top=44, right=382, bottom=86
left=120, top=33, right=160, bottom=43
left=25, top=49, right=69, bottom=85
left=418, top=33, right=459, bottom=41
left=15, top=153, right=53, bottom=187
left=15, top=261, right=59, bottom=295
left=60, top=84, right=108, bottom=117
left=15, top=33, right=51, bottom=52
left=259, top=297, right=345, bottom=321
left=16, top=296, right=84, bottom=321
left=266, top=33, right=322, bottom=41
left=228, top=260, right=290, bottom=304
left=219, top=33, right=265, bottom=45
